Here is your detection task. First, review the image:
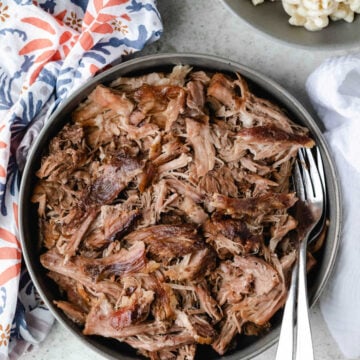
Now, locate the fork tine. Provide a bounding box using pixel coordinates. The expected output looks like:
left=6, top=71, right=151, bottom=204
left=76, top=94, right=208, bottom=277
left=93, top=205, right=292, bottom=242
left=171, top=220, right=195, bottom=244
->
left=306, top=147, right=327, bottom=244
left=298, top=149, right=314, bottom=200
left=304, top=148, right=323, bottom=201
left=316, top=147, right=326, bottom=197
left=294, top=160, right=305, bottom=199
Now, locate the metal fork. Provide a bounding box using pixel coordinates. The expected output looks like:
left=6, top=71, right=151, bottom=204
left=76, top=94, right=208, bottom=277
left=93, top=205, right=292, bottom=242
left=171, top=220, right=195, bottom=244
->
left=275, top=147, right=325, bottom=360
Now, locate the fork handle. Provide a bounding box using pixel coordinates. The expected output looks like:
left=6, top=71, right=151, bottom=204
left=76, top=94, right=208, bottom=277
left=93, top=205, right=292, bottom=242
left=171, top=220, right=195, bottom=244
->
left=295, top=237, right=314, bottom=360
left=275, top=263, right=298, bottom=360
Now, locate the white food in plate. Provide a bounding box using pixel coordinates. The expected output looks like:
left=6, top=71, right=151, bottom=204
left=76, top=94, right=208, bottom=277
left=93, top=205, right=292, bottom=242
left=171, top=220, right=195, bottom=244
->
left=251, top=0, right=360, bottom=30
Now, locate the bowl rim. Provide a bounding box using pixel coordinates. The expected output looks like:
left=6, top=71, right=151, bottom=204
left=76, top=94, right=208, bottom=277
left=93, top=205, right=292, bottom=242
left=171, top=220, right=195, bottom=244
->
left=19, top=52, right=342, bottom=360
left=219, top=0, right=360, bottom=51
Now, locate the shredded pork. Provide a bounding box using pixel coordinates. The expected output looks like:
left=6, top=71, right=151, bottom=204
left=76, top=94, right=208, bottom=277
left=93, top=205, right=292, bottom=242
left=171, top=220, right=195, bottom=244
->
left=33, top=65, right=316, bottom=359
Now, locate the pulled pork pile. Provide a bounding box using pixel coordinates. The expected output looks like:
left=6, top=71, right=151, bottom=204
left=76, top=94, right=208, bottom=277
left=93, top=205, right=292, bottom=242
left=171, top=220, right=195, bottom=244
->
left=33, top=65, right=315, bottom=359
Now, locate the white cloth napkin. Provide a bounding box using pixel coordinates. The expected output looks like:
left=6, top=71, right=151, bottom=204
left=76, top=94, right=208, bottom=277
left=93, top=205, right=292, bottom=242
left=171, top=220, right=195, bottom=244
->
left=307, top=54, right=360, bottom=359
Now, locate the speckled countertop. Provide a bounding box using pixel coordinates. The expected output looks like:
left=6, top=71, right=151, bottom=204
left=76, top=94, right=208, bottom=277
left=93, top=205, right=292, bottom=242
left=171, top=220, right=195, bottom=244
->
left=21, top=1, right=360, bottom=359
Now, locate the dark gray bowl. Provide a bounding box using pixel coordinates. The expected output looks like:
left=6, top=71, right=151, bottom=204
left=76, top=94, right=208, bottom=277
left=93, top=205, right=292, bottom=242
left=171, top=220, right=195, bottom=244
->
left=220, top=0, right=360, bottom=49
left=19, top=53, right=341, bottom=360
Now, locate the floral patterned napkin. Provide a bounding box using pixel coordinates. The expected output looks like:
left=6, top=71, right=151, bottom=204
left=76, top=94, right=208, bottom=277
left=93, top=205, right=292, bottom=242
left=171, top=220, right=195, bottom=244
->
left=0, top=1, right=162, bottom=358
